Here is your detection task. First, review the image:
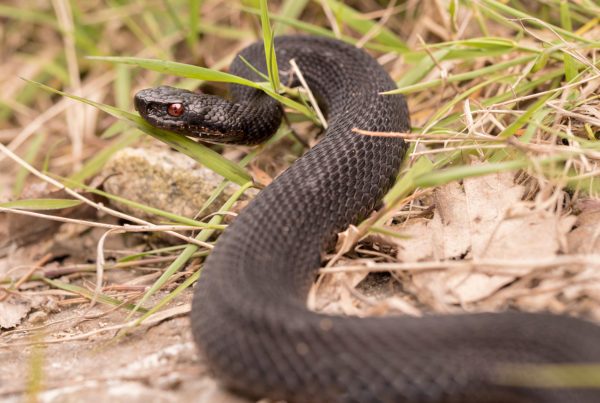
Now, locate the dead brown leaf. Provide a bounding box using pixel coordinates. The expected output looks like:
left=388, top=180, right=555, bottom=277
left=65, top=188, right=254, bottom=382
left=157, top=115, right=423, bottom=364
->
left=567, top=204, right=600, bottom=253
left=308, top=265, right=369, bottom=316
left=0, top=294, right=32, bottom=329
left=394, top=168, right=576, bottom=305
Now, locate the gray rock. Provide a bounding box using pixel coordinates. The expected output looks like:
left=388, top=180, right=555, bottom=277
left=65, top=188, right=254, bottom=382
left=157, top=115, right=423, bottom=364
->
left=102, top=147, right=256, bottom=222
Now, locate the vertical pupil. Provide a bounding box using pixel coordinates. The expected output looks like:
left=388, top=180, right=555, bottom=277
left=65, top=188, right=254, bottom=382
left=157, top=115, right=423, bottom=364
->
left=168, top=103, right=184, bottom=117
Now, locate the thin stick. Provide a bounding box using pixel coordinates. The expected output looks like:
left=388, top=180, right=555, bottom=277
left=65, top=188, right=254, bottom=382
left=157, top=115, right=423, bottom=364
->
left=289, top=58, right=328, bottom=129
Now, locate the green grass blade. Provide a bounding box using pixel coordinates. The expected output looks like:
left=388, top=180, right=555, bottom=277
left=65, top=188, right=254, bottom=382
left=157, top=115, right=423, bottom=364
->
left=260, top=0, right=280, bottom=92
left=498, top=363, right=600, bottom=388
left=40, top=277, right=148, bottom=312
left=240, top=6, right=404, bottom=53
left=396, top=49, right=452, bottom=88
left=383, top=156, right=435, bottom=206
left=0, top=199, right=82, bottom=210
left=498, top=78, right=560, bottom=139
left=413, top=153, right=575, bottom=189
left=388, top=55, right=537, bottom=94
left=273, top=0, right=309, bottom=35
left=186, top=0, right=201, bottom=57
left=114, top=64, right=132, bottom=110
left=479, top=0, right=595, bottom=44
left=55, top=175, right=223, bottom=228
left=90, top=56, right=314, bottom=117
left=125, top=181, right=254, bottom=321
left=131, top=268, right=201, bottom=326
left=88, top=56, right=258, bottom=86
left=0, top=4, right=58, bottom=27
left=322, top=0, right=408, bottom=51
left=13, top=133, right=44, bottom=197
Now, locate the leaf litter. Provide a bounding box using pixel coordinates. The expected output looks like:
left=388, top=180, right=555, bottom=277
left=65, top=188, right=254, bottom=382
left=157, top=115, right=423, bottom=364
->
left=314, top=165, right=600, bottom=321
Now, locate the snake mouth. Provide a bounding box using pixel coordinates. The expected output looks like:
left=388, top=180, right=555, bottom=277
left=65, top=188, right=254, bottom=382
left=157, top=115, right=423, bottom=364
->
left=133, top=93, right=148, bottom=116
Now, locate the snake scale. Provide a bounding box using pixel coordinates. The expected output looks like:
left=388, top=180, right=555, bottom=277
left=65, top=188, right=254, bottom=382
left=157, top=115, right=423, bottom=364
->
left=134, top=35, right=600, bottom=402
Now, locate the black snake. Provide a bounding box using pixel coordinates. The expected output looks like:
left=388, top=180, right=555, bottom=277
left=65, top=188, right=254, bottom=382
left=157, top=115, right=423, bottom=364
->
left=134, top=35, right=600, bottom=403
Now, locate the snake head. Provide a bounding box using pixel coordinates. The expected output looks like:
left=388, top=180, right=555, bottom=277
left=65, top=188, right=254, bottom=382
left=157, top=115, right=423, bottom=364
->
left=134, top=85, right=245, bottom=142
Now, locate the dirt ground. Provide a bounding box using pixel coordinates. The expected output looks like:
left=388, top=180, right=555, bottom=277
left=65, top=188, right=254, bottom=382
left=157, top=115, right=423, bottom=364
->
left=0, top=241, right=250, bottom=403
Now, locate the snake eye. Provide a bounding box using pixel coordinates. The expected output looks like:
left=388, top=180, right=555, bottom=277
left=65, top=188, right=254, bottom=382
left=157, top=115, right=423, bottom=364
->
left=168, top=103, right=184, bottom=117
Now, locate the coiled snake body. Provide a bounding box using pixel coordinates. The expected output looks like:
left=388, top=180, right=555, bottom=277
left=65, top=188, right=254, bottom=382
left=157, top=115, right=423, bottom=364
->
left=135, top=35, right=600, bottom=403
